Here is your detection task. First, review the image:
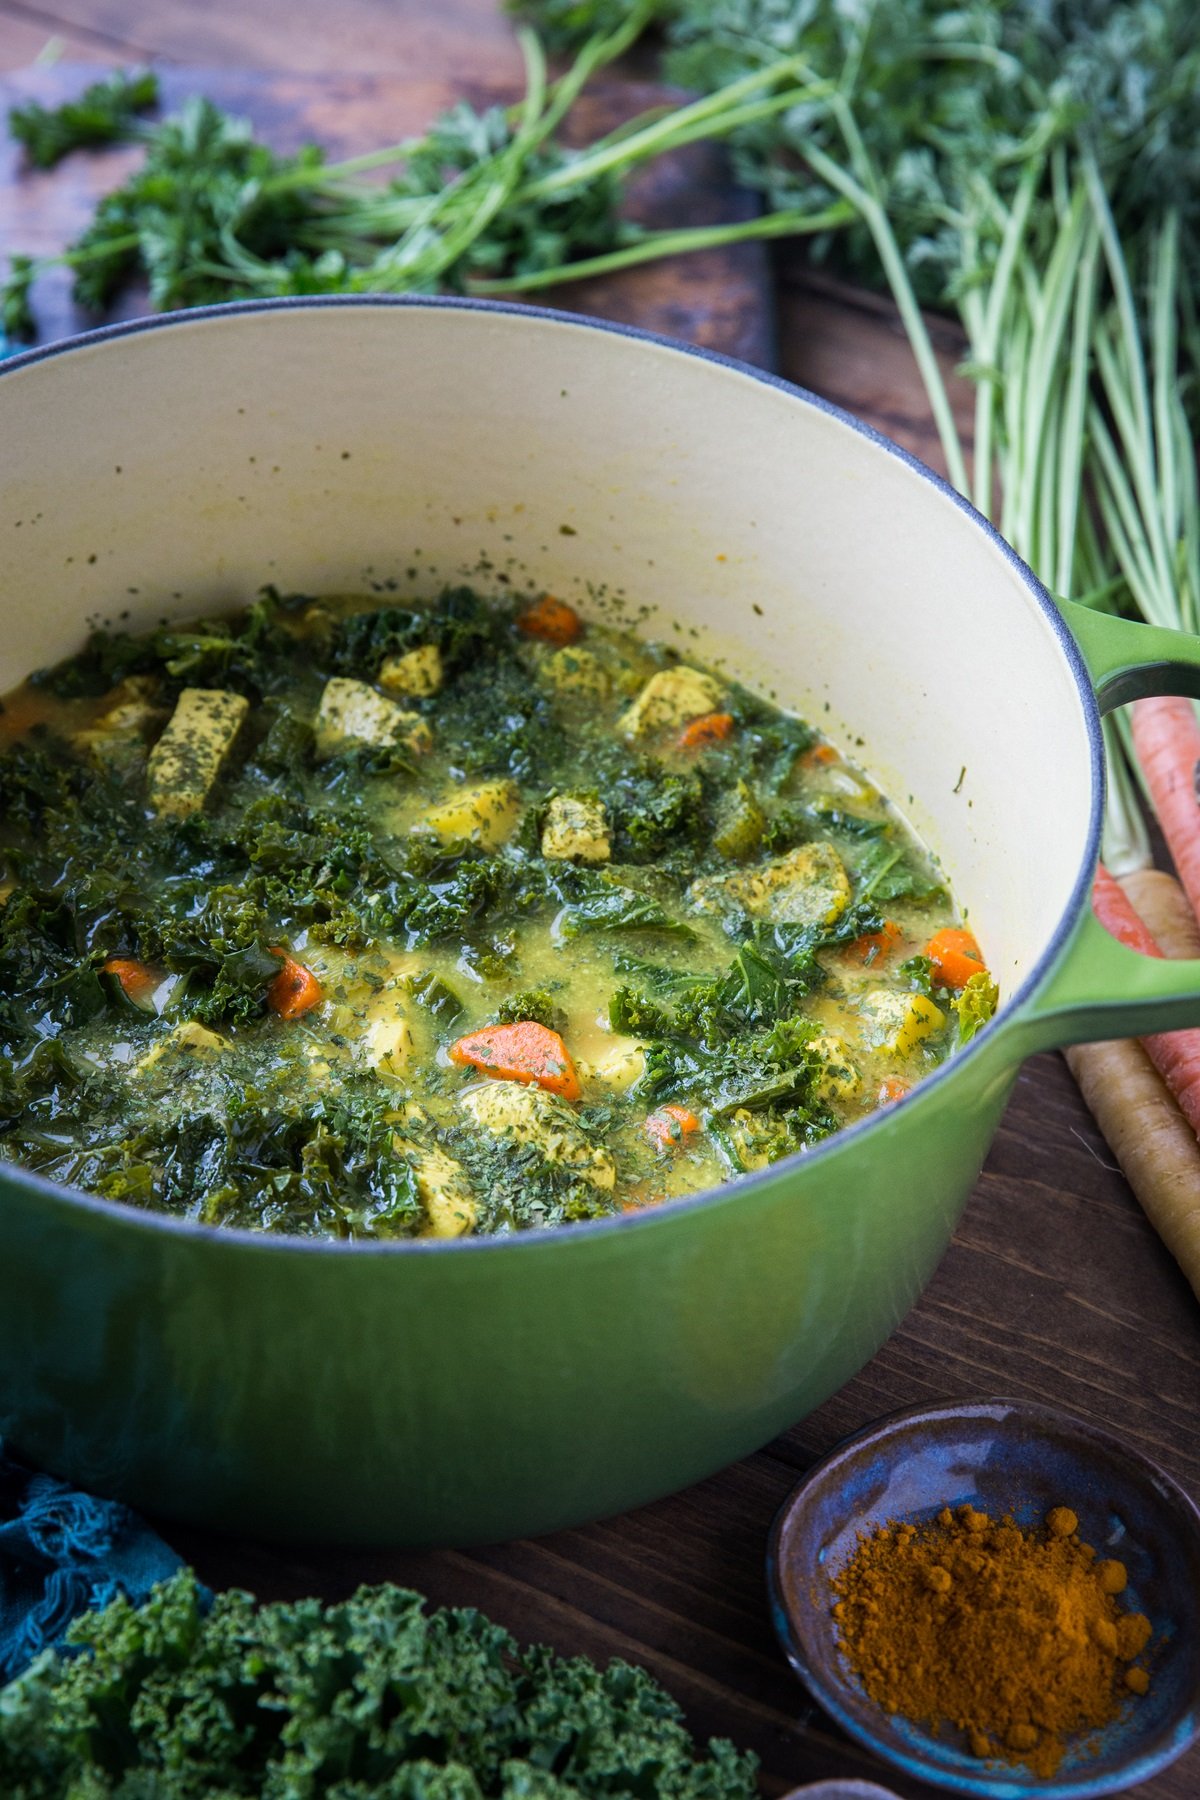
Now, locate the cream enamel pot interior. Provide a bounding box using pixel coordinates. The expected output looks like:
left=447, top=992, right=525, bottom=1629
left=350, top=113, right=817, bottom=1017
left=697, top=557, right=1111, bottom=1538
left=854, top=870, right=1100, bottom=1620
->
left=3, top=298, right=1200, bottom=1549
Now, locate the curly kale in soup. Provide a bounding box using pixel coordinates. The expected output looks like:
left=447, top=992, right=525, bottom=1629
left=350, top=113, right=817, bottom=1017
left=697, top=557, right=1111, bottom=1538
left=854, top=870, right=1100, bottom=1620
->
left=0, top=587, right=996, bottom=1237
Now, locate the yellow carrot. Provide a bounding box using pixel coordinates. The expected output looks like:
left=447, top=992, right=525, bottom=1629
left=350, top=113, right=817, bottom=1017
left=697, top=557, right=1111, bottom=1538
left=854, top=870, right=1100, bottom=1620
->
left=1064, top=1037, right=1200, bottom=1304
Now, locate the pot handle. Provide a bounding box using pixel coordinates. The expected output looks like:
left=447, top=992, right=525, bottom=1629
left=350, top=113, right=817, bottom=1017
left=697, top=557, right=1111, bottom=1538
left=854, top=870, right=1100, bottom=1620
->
left=1017, top=599, right=1200, bottom=1051
left=1059, top=598, right=1200, bottom=706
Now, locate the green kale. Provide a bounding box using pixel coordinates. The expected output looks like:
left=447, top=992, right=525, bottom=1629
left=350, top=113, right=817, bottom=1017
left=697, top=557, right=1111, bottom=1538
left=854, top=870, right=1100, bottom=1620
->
left=956, top=968, right=1000, bottom=1044
left=8, top=68, right=158, bottom=169
left=897, top=953, right=934, bottom=997
left=599, top=759, right=702, bottom=861
left=334, top=586, right=497, bottom=679
left=11, top=1077, right=427, bottom=1237
left=406, top=969, right=466, bottom=1023
left=0, top=1567, right=758, bottom=1799
left=32, top=587, right=301, bottom=701
left=639, top=1016, right=824, bottom=1117
left=853, top=837, right=946, bottom=906
left=550, top=869, right=696, bottom=940
left=495, top=987, right=567, bottom=1031
left=742, top=712, right=815, bottom=794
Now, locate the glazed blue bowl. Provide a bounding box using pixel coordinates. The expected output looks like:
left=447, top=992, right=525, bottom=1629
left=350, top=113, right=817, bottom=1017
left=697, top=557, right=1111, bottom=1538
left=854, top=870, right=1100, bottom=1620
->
left=767, top=1397, right=1200, bottom=1797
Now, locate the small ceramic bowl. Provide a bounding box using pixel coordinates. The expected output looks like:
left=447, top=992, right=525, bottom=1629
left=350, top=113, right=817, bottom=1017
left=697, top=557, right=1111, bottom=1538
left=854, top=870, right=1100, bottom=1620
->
left=767, top=1397, right=1200, bottom=1798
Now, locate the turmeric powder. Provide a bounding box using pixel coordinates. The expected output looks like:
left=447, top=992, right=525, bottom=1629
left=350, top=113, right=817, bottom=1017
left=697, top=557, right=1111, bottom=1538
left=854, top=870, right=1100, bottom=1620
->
left=831, top=1503, right=1153, bottom=1779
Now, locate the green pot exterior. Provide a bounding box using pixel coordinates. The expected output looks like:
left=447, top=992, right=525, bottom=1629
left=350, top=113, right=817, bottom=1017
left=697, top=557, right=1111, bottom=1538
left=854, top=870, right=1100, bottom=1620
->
left=0, top=1028, right=1018, bottom=1546
left=5, top=303, right=1200, bottom=1547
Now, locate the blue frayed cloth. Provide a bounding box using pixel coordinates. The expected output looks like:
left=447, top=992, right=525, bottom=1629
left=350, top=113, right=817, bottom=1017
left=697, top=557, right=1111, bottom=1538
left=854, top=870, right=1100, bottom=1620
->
left=0, top=1441, right=190, bottom=1684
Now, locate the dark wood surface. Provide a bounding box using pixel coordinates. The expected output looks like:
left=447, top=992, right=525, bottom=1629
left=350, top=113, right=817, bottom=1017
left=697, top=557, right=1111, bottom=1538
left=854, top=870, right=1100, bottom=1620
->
left=2, top=11, right=1199, bottom=1797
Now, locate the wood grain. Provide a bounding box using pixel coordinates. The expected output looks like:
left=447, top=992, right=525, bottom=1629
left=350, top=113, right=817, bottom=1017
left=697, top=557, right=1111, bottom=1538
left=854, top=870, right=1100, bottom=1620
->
left=3, top=18, right=1200, bottom=1798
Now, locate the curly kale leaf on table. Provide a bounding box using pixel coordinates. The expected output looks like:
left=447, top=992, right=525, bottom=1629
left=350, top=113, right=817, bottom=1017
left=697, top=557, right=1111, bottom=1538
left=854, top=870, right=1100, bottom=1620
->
left=0, top=1568, right=759, bottom=1800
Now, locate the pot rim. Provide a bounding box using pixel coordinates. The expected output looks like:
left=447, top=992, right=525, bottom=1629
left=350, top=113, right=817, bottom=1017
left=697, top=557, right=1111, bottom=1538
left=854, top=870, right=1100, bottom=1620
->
left=0, top=294, right=1105, bottom=1257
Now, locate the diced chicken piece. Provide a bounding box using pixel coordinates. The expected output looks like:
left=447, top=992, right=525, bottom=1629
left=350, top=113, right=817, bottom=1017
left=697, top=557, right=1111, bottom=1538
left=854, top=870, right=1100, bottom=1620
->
left=810, top=1032, right=862, bottom=1103
left=313, top=677, right=432, bottom=758
left=541, top=793, right=611, bottom=864
left=73, top=676, right=164, bottom=758
left=691, top=841, right=851, bottom=929
left=618, top=666, right=723, bottom=738
left=393, top=1140, right=477, bottom=1238
left=859, top=989, right=946, bottom=1056
left=378, top=643, right=443, bottom=698
left=459, top=1081, right=616, bottom=1190
left=423, top=779, right=522, bottom=848
left=581, top=1037, right=646, bottom=1091
left=359, top=980, right=415, bottom=1078
left=146, top=687, right=248, bottom=819
left=133, top=1020, right=230, bottom=1078
left=538, top=645, right=611, bottom=701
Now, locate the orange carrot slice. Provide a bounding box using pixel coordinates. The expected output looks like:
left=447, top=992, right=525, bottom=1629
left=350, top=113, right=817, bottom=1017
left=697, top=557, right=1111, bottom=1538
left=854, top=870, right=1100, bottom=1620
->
left=878, top=1076, right=910, bottom=1106
left=677, top=712, right=734, bottom=751
left=644, top=1103, right=701, bottom=1149
left=849, top=920, right=902, bottom=964
left=517, top=596, right=582, bottom=646
left=102, top=956, right=161, bottom=1008
left=449, top=1020, right=581, bottom=1100
left=267, top=953, right=323, bottom=1020
left=803, top=742, right=839, bottom=766
left=925, top=926, right=985, bottom=989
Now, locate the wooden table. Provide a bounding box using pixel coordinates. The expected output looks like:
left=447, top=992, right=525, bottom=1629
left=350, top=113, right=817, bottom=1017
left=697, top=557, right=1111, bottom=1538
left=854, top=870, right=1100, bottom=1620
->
left=2, top=4, right=1199, bottom=1796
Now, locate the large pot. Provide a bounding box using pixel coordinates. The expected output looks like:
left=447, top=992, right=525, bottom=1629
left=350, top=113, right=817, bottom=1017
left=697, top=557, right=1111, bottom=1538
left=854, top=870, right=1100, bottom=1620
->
left=2, top=299, right=1199, bottom=1547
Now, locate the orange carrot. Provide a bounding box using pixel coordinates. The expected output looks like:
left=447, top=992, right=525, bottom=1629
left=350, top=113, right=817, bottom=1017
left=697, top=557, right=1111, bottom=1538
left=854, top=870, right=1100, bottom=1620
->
left=517, top=595, right=582, bottom=646
left=1091, top=866, right=1200, bottom=1138
left=877, top=1076, right=909, bottom=1106
left=677, top=712, right=734, bottom=751
left=803, top=742, right=838, bottom=767
left=1130, top=696, right=1200, bottom=926
left=644, top=1103, right=701, bottom=1150
left=925, top=926, right=985, bottom=989
left=102, top=955, right=161, bottom=1008
left=848, top=920, right=903, bottom=965
left=267, top=953, right=323, bottom=1021
left=449, top=1020, right=581, bottom=1100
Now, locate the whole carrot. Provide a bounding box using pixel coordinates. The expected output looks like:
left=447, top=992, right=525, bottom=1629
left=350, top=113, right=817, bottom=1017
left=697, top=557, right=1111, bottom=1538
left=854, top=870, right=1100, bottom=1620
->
left=1120, top=867, right=1200, bottom=961
left=1130, top=697, right=1200, bottom=926
left=1092, top=866, right=1200, bottom=1138
left=1065, top=1036, right=1200, bottom=1304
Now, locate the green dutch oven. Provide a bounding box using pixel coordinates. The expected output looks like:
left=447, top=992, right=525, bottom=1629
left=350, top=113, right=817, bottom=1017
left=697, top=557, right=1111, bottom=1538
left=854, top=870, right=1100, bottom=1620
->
left=2, top=299, right=1199, bottom=1547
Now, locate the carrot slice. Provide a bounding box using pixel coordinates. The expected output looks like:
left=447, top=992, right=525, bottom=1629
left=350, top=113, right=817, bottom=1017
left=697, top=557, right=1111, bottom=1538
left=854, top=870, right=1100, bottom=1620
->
left=644, top=1103, right=701, bottom=1150
left=449, top=1020, right=581, bottom=1100
left=677, top=712, right=734, bottom=751
left=877, top=1076, right=910, bottom=1106
left=925, top=926, right=985, bottom=989
left=102, top=955, right=161, bottom=1008
left=267, top=953, right=323, bottom=1021
left=849, top=920, right=902, bottom=964
left=517, top=596, right=582, bottom=646
left=803, top=742, right=839, bottom=767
